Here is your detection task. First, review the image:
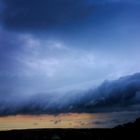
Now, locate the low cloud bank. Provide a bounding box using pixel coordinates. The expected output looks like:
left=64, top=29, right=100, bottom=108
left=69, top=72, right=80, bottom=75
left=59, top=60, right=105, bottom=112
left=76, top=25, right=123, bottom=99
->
left=0, top=73, right=140, bottom=115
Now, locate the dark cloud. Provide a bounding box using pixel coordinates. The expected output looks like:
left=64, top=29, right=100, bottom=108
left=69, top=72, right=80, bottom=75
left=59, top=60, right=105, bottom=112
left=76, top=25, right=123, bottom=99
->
left=1, top=0, right=94, bottom=30
left=0, top=0, right=140, bottom=118
left=0, top=72, right=140, bottom=116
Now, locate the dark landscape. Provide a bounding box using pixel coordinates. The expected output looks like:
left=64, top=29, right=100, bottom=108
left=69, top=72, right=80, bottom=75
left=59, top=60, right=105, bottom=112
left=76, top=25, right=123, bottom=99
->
left=0, top=118, right=140, bottom=140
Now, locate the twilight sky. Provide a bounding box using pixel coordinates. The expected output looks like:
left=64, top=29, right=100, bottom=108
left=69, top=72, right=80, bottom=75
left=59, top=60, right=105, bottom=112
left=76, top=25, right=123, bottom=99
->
left=0, top=0, right=140, bottom=116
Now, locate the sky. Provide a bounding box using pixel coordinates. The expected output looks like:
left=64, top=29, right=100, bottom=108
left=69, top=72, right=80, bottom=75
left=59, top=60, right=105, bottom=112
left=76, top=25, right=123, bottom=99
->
left=1, top=112, right=140, bottom=130
left=0, top=0, right=140, bottom=124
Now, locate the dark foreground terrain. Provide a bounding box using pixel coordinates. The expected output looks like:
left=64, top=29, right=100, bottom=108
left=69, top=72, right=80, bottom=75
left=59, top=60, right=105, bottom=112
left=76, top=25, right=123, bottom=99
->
left=0, top=118, right=140, bottom=140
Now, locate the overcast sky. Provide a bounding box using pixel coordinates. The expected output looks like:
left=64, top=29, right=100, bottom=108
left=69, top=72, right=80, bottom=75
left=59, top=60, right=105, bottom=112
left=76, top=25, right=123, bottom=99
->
left=0, top=0, right=140, bottom=101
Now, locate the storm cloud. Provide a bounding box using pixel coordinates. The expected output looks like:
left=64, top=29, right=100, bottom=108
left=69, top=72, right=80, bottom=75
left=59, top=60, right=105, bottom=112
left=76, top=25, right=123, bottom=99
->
left=0, top=73, right=140, bottom=116
left=1, top=0, right=94, bottom=30
left=0, top=0, right=140, bottom=118
left=2, top=0, right=140, bottom=31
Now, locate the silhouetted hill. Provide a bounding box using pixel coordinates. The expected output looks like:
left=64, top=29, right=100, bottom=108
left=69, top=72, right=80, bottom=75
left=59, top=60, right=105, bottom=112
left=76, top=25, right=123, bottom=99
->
left=0, top=118, right=140, bottom=140
left=115, top=117, right=140, bottom=129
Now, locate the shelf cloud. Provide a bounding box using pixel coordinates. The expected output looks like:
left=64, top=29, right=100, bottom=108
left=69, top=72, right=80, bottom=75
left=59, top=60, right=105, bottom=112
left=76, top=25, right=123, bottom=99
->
left=0, top=73, right=140, bottom=116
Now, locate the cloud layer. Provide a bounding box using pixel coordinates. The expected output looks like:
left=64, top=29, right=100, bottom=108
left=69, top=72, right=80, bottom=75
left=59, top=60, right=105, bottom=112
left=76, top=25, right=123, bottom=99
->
left=0, top=73, right=140, bottom=116
left=2, top=0, right=140, bottom=31
left=0, top=0, right=140, bottom=117
left=1, top=0, right=93, bottom=30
